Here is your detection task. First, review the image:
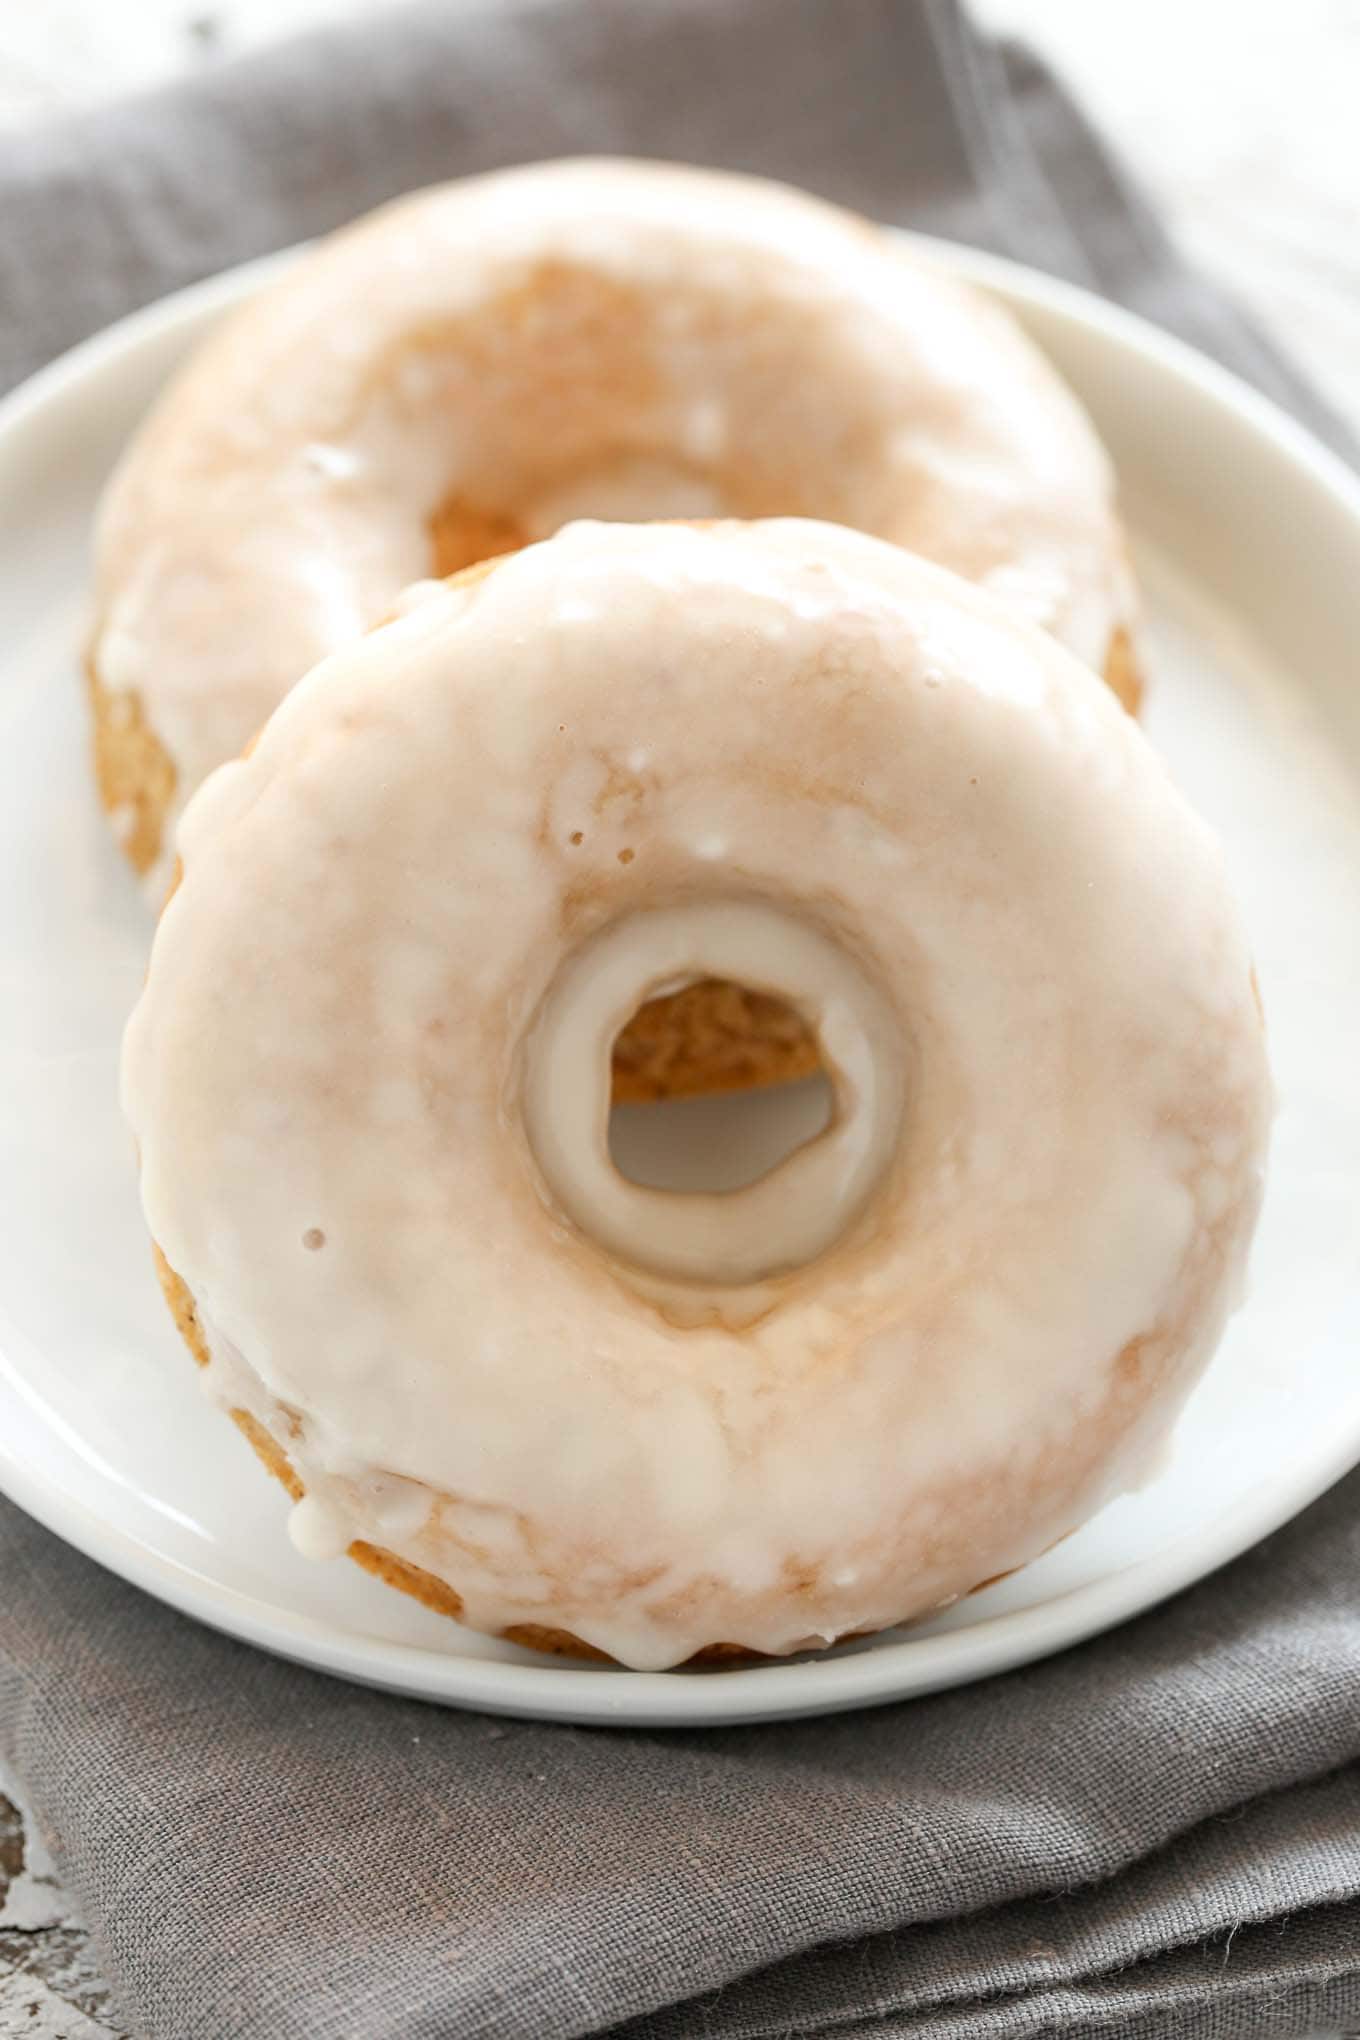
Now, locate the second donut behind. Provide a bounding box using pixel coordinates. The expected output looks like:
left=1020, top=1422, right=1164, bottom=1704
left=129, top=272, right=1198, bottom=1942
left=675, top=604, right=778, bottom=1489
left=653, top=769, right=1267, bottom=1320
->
left=89, top=157, right=1141, bottom=891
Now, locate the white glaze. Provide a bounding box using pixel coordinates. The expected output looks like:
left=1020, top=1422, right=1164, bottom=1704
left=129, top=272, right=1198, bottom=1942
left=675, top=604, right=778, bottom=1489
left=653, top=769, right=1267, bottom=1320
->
left=524, top=901, right=904, bottom=1285
left=88, top=158, right=1135, bottom=890
left=287, top=1494, right=351, bottom=1563
left=122, top=521, right=1269, bottom=1669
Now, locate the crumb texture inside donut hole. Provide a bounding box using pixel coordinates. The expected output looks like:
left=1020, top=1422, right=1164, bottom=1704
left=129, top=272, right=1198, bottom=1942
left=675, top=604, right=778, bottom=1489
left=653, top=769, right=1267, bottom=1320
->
left=429, top=499, right=527, bottom=577
left=608, top=980, right=834, bottom=1196
left=611, top=978, right=821, bottom=1103
left=86, top=662, right=177, bottom=877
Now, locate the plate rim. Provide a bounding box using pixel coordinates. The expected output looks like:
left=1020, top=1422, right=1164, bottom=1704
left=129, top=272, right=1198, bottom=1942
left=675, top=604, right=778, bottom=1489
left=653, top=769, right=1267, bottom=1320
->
left=2, top=231, right=1358, bottom=1727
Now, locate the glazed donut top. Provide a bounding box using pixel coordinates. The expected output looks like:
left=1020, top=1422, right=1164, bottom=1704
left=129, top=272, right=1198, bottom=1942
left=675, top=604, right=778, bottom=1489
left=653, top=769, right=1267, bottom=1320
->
left=91, top=157, right=1134, bottom=886
left=122, top=521, right=1268, bottom=1668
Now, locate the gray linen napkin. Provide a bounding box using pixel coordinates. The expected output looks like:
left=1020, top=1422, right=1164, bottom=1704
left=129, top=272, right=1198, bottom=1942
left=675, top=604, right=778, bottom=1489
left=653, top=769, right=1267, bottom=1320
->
left=1, top=3, right=1357, bottom=2035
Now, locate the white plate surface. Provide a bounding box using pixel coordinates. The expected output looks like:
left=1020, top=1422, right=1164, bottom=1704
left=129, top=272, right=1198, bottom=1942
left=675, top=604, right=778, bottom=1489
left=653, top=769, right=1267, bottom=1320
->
left=1, top=240, right=1358, bottom=1726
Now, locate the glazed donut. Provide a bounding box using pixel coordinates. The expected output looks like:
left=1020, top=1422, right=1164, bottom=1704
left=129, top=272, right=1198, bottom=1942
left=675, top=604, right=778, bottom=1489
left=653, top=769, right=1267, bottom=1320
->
left=122, top=520, right=1269, bottom=1670
left=89, top=157, right=1141, bottom=892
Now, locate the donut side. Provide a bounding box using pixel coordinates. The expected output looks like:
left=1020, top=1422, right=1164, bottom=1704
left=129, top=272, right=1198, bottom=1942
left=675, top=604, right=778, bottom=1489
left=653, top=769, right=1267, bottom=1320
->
left=152, top=1243, right=773, bottom=1664
left=1103, top=625, right=1143, bottom=717
left=86, top=656, right=178, bottom=879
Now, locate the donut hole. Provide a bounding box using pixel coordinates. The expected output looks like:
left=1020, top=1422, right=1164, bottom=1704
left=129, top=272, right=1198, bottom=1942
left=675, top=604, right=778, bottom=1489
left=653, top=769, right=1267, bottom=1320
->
left=525, top=901, right=904, bottom=1285
left=415, top=261, right=879, bottom=587
left=607, top=979, right=834, bottom=1195
left=429, top=499, right=528, bottom=578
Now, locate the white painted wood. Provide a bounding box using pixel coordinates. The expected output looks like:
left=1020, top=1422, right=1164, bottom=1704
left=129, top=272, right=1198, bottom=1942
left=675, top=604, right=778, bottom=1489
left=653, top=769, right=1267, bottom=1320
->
left=0, top=1972, right=117, bottom=2040
left=0, top=1760, right=122, bottom=2038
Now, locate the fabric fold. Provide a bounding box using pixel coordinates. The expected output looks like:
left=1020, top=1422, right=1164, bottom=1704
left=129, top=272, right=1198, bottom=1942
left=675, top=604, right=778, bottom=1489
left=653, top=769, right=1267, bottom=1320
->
left=2, top=1466, right=1358, bottom=2038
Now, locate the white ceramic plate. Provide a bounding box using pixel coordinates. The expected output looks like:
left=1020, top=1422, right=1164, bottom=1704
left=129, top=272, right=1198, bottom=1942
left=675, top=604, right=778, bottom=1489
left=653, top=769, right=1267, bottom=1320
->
left=1, top=240, right=1359, bottom=1727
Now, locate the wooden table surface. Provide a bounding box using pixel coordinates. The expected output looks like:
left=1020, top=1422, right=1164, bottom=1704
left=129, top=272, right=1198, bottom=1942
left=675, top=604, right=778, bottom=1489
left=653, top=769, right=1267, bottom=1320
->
left=1, top=2, right=1355, bottom=2033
